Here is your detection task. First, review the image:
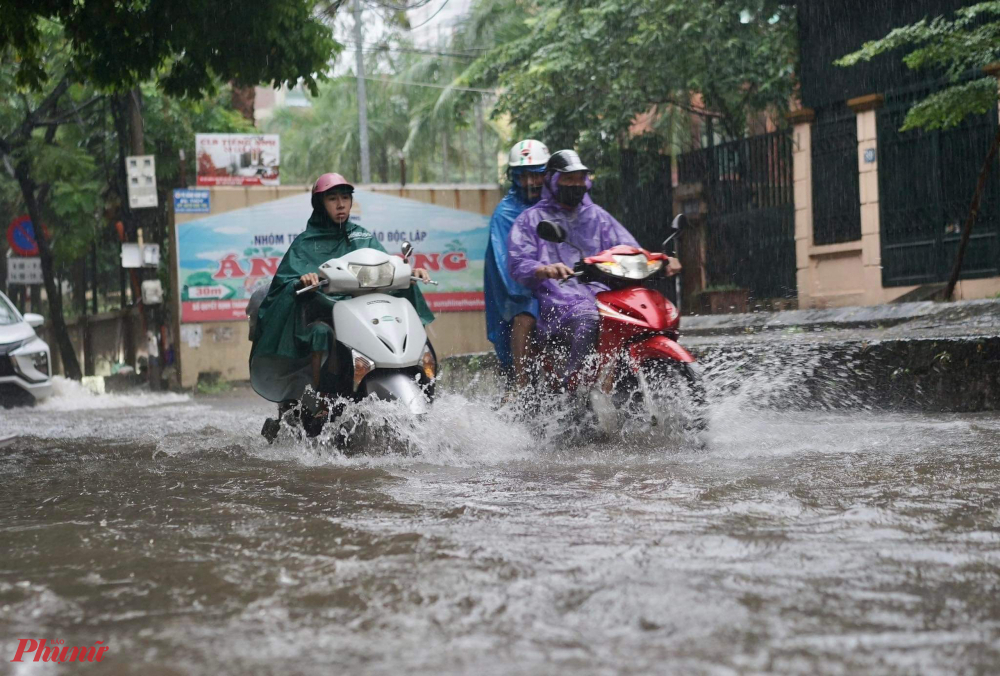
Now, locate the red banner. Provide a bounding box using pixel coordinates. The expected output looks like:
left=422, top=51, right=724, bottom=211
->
left=182, top=299, right=252, bottom=323
left=425, top=292, right=484, bottom=312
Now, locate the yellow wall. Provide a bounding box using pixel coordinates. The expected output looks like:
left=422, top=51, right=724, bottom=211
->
left=171, top=184, right=502, bottom=387
left=793, top=100, right=1000, bottom=309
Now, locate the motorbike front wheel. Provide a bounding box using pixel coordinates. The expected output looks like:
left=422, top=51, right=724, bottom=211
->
left=628, top=359, right=707, bottom=432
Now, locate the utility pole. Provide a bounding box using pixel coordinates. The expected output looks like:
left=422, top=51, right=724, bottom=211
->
left=123, top=89, right=163, bottom=390
left=353, top=0, right=371, bottom=183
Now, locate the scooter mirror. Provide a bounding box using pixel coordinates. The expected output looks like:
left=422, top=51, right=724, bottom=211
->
left=662, top=214, right=688, bottom=252
left=537, top=220, right=567, bottom=244
left=401, top=241, right=414, bottom=260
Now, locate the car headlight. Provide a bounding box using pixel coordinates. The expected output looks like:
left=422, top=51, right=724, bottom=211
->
left=597, top=254, right=662, bottom=279
left=420, top=343, right=436, bottom=381
left=29, top=351, right=49, bottom=376
left=347, top=262, right=395, bottom=288
left=10, top=344, right=49, bottom=382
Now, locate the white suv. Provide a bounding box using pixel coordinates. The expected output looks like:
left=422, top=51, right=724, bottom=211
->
left=0, top=290, right=52, bottom=406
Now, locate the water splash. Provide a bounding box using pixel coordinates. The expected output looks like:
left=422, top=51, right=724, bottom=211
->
left=36, top=376, right=191, bottom=411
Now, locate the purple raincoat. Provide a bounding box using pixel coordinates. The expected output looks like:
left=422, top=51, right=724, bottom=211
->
left=507, top=173, right=639, bottom=336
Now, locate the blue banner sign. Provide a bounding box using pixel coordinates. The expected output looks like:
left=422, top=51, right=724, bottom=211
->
left=174, top=189, right=211, bottom=213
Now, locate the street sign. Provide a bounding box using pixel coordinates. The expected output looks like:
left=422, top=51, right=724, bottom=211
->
left=7, top=215, right=39, bottom=256
left=6, top=257, right=43, bottom=285
left=173, top=189, right=210, bottom=213
left=126, top=155, right=158, bottom=209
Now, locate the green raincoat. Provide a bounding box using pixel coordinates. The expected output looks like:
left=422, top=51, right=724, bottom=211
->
left=250, top=209, right=434, bottom=402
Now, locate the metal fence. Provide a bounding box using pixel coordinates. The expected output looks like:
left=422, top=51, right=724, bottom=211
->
left=878, top=82, right=1000, bottom=287
left=811, top=106, right=861, bottom=245
left=679, top=130, right=797, bottom=300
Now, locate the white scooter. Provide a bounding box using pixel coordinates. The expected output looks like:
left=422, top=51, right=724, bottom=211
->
left=254, top=242, right=437, bottom=445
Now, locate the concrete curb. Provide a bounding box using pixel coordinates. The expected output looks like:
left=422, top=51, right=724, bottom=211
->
left=683, top=298, right=1000, bottom=338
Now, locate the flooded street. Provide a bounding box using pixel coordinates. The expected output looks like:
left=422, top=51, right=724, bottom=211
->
left=2, top=378, right=1000, bottom=675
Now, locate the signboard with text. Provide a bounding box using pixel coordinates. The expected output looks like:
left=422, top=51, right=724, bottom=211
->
left=195, top=134, right=279, bottom=186
left=6, top=257, right=43, bottom=285
left=174, top=189, right=211, bottom=213
left=176, top=190, right=488, bottom=322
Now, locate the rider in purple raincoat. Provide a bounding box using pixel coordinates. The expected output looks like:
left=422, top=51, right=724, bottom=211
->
left=507, top=150, right=681, bottom=388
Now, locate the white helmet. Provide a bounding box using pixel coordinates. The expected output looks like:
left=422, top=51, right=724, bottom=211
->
left=508, top=139, right=550, bottom=168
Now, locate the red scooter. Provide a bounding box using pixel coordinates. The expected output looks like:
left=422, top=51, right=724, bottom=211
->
left=535, top=215, right=706, bottom=432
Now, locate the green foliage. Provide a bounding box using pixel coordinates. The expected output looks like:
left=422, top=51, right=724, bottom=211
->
left=2, top=0, right=342, bottom=97
left=463, top=0, right=798, bottom=146
left=836, top=1, right=1000, bottom=131
left=267, top=50, right=505, bottom=184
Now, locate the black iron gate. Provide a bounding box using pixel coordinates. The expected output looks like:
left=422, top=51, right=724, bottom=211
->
left=683, top=131, right=797, bottom=300
left=812, top=106, right=861, bottom=245
left=878, top=83, right=1000, bottom=286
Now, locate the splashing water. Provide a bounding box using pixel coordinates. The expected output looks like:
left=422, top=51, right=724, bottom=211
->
left=35, top=376, right=191, bottom=412
left=2, top=345, right=1000, bottom=674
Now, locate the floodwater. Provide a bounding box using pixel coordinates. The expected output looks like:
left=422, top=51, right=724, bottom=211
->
left=2, top=371, right=1000, bottom=675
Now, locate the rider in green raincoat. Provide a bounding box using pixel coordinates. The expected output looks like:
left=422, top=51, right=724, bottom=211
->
left=249, top=173, right=434, bottom=403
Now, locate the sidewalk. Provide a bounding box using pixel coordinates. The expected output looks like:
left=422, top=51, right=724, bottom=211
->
left=683, top=298, right=1000, bottom=346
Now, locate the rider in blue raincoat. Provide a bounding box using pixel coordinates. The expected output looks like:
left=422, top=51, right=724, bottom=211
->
left=484, top=140, right=551, bottom=389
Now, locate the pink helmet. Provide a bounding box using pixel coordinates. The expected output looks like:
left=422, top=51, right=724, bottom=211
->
left=311, top=173, right=354, bottom=209
left=313, top=172, right=353, bottom=194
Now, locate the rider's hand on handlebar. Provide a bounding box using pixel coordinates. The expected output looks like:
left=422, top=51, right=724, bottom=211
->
left=411, top=267, right=431, bottom=285
left=535, top=263, right=575, bottom=280
left=299, top=272, right=320, bottom=289
left=666, top=256, right=682, bottom=277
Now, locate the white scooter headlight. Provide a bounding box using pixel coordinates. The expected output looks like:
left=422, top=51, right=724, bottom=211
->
left=347, top=262, right=395, bottom=288
left=597, top=254, right=662, bottom=280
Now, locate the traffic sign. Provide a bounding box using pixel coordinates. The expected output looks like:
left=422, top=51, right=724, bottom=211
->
left=6, top=257, right=43, bottom=285
left=7, top=215, right=39, bottom=256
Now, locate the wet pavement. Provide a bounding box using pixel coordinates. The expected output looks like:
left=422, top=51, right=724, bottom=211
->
left=2, top=376, right=1000, bottom=674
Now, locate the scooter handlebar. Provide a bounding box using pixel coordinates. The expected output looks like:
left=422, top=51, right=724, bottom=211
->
left=295, top=279, right=329, bottom=296
left=558, top=272, right=584, bottom=285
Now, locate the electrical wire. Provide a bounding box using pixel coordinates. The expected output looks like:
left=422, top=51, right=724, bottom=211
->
left=361, top=47, right=475, bottom=60
left=406, top=0, right=451, bottom=29
left=357, top=75, right=496, bottom=94
left=344, top=41, right=483, bottom=59
left=344, top=39, right=487, bottom=56
left=362, top=0, right=435, bottom=11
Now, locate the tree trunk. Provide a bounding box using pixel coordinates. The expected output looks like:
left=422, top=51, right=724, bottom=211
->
left=13, top=164, right=83, bottom=380
left=475, top=101, right=487, bottom=183
left=0, top=241, right=7, bottom=296
left=378, top=145, right=389, bottom=183
left=944, top=123, right=1000, bottom=301
left=459, top=130, right=467, bottom=184
left=442, top=129, right=449, bottom=182
left=230, top=84, right=256, bottom=123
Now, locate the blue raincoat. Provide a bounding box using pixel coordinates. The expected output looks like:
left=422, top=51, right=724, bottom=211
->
left=484, top=187, right=539, bottom=370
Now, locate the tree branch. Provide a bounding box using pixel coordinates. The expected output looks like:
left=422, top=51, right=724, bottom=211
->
left=36, top=95, right=104, bottom=126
